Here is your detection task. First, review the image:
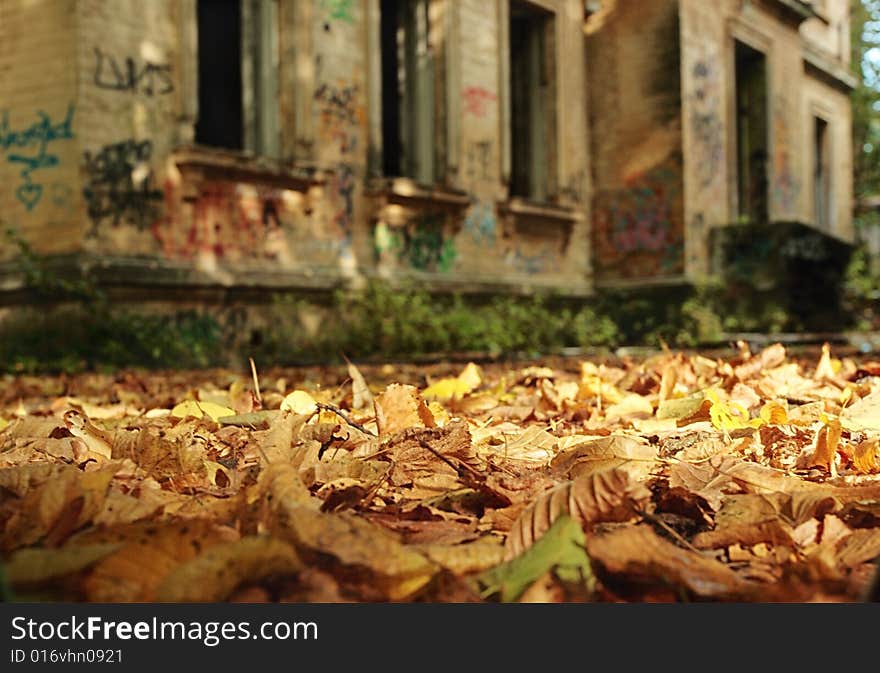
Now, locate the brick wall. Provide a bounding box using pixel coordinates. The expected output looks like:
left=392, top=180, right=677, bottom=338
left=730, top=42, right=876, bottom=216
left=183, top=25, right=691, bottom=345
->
left=0, top=0, right=81, bottom=258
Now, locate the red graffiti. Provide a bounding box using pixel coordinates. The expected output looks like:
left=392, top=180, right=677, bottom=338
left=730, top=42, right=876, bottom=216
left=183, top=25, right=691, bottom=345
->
left=462, top=86, right=497, bottom=118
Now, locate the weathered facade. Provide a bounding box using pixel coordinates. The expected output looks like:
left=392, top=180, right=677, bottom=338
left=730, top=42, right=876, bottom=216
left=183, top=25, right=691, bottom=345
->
left=0, top=0, right=854, bottom=302
left=587, top=0, right=855, bottom=287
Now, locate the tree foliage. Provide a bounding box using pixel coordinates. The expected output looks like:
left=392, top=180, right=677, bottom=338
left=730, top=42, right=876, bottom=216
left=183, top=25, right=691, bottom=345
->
left=853, top=0, right=880, bottom=208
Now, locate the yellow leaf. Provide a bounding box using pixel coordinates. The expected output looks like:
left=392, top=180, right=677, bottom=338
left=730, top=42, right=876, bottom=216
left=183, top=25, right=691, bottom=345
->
left=171, top=400, right=236, bottom=422
left=423, top=363, right=483, bottom=403
left=0, top=417, right=8, bottom=432
left=279, top=390, right=318, bottom=416
left=457, top=362, right=483, bottom=390
left=423, top=377, right=473, bottom=402
left=707, top=389, right=762, bottom=431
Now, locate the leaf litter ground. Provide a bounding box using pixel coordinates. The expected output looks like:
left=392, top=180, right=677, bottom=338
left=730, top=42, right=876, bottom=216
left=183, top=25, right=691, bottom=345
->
left=2, top=343, right=880, bottom=603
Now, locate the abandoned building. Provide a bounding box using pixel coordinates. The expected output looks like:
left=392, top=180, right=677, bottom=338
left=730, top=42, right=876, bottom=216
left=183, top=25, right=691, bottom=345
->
left=0, top=0, right=855, bottom=307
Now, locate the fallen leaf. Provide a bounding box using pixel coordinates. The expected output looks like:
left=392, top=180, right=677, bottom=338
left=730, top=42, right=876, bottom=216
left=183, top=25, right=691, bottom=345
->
left=586, top=524, right=755, bottom=599
left=605, top=393, right=654, bottom=421
left=852, top=438, right=880, bottom=474
left=5, top=543, right=123, bottom=586
left=551, top=434, right=657, bottom=479
left=841, top=392, right=880, bottom=431
left=79, top=521, right=239, bottom=601
left=346, top=358, right=375, bottom=412
left=477, top=515, right=595, bottom=602
left=279, top=390, right=319, bottom=417
left=374, top=384, right=436, bottom=436
left=171, top=400, right=236, bottom=422
left=154, top=536, right=302, bottom=602
left=272, top=507, right=437, bottom=600
left=504, top=467, right=651, bottom=559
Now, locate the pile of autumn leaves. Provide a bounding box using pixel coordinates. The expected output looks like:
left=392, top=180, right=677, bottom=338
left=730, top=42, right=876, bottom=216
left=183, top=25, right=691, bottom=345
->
left=1, top=343, right=880, bottom=602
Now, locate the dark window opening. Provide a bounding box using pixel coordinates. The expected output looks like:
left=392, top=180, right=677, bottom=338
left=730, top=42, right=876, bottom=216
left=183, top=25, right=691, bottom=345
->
left=734, top=41, right=768, bottom=224
left=814, top=116, right=830, bottom=229
left=510, top=1, right=554, bottom=201
left=196, top=0, right=243, bottom=150
left=380, top=0, right=435, bottom=183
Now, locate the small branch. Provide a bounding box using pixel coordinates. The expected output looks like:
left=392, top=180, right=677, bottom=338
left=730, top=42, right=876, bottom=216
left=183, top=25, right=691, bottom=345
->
left=316, top=402, right=377, bottom=437
left=249, top=357, right=262, bottom=405
left=636, top=507, right=701, bottom=553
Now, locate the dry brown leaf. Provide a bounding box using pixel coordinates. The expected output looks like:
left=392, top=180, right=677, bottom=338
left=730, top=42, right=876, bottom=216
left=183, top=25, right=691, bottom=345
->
left=272, top=507, right=437, bottom=600
left=835, top=529, right=880, bottom=569
left=154, top=536, right=302, bottom=602
left=551, top=434, right=657, bottom=480
left=840, top=391, right=880, bottom=431
left=80, top=521, right=239, bottom=601
left=668, top=456, right=741, bottom=511
left=2, top=463, right=121, bottom=552
left=480, top=424, right=559, bottom=463
left=415, top=537, right=506, bottom=575
left=586, top=524, right=756, bottom=598
left=504, top=468, right=651, bottom=560
left=852, top=437, right=880, bottom=474
left=692, top=495, right=794, bottom=549
left=374, top=384, right=436, bottom=436
left=604, top=394, right=654, bottom=421
left=346, top=358, right=375, bottom=412
left=734, top=343, right=786, bottom=381
left=807, top=418, right=842, bottom=474
left=814, top=342, right=838, bottom=381
left=259, top=410, right=308, bottom=464
left=5, top=543, right=123, bottom=586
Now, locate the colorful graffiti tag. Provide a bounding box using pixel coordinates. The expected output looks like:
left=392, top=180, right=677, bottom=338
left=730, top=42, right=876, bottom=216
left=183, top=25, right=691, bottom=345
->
left=153, top=181, right=303, bottom=263
left=374, top=214, right=457, bottom=273
left=594, top=160, right=685, bottom=278
left=0, top=103, right=75, bottom=211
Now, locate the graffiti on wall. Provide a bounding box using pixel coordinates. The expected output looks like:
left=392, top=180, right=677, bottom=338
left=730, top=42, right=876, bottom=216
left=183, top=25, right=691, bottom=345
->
left=504, top=244, right=556, bottom=276
left=594, top=159, right=684, bottom=278
left=82, top=139, right=163, bottom=234
left=319, top=0, right=355, bottom=24
left=93, top=47, right=173, bottom=96
left=463, top=200, right=497, bottom=245
left=374, top=213, right=457, bottom=273
left=772, top=97, right=799, bottom=215
left=314, top=80, right=364, bottom=253
left=689, top=59, right=723, bottom=189
left=153, top=181, right=312, bottom=263
left=462, top=87, right=497, bottom=119
left=0, top=103, right=75, bottom=211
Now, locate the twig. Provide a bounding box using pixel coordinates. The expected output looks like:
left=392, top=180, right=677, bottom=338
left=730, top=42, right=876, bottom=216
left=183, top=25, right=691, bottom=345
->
left=316, top=402, right=377, bottom=437
left=418, top=439, right=483, bottom=483
left=636, top=506, right=702, bottom=553
left=249, top=357, right=262, bottom=405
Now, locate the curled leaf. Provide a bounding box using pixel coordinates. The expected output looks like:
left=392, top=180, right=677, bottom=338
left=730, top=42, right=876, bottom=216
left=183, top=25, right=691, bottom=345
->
left=504, top=468, right=651, bottom=560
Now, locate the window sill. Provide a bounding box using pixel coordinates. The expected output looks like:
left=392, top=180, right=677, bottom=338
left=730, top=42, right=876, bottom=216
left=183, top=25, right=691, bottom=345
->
left=171, top=146, right=319, bottom=190
left=366, top=177, right=471, bottom=209
left=498, top=197, right=583, bottom=225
